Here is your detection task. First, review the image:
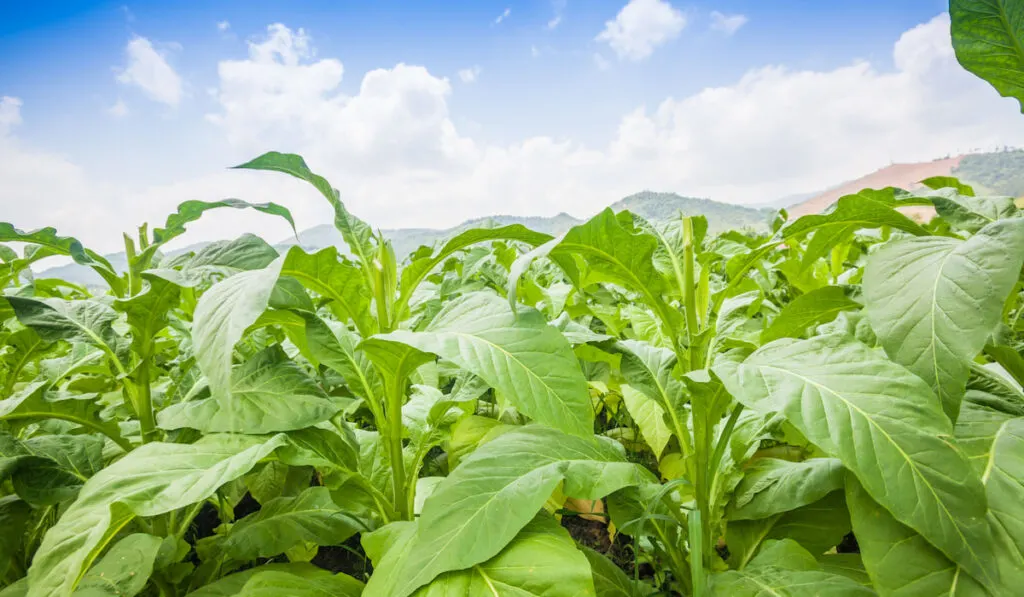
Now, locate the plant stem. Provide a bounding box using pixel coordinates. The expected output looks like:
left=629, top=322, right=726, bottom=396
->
left=681, top=217, right=701, bottom=371
left=134, top=357, right=158, bottom=444
left=385, top=382, right=410, bottom=520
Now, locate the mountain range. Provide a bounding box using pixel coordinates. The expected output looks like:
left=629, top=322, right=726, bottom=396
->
left=34, top=148, right=1024, bottom=286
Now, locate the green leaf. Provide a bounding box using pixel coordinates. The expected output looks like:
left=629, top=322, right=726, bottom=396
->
left=920, top=176, right=977, bottom=196
left=184, top=564, right=340, bottom=597
left=710, top=539, right=874, bottom=596
left=152, top=199, right=296, bottom=244
left=230, top=570, right=364, bottom=597
left=929, top=191, right=1018, bottom=233
left=0, top=224, right=122, bottom=293
left=365, top=426, right=655, bottom=597
left=73, top=534, right=162, bottom=597
left=619, top=385, right=671, bottom=458
left=0, top=433, right=105, bottom=506
left=113, top=274, right=180, bottom=355
left=864, top=218, right=1024, bottom=421
left=26, top=434, right=288, bottom=597
left=0, top=496, right=32, bottom=578
left=582, top=546, right=653, bottom=597
left=150, top=235, right=279, bottom=288
left=221, top=487, right=361, bottom=560
left=281, top=246, right=374, bottom=336
left=980, top=416, right=1024, bottom=593
left=728, top=458, right=845, bottom=521
left=367, top=514, right=598, bottom=597
left=192, top=258, right=284, bottom=405
left=761, top=286, right=860, bottom=344
left=7, top=298, right=120, bottom=356
left=782, top=188, right=930, bottom=240
left=158, top=346, right=341, bottom=434
left=0, top=382, right=127, bottom=449
left=304, top=314, right=382, bottom=405
left=715, top=334, right=996, bottom=585
left=815, top=554, right=871, bottom=587
left=846, top=475, right=989, bottom=596
left=234, top=152, right=376, bottom=268
left=371, top=292, right=593, bottom=438
left=726, top=491, right=851, bottom=567
left=951, top=0, right=1024, bottom=112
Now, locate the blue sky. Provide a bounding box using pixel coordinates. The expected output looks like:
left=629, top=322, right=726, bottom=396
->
left=1, top=0, right=1021, bottom=253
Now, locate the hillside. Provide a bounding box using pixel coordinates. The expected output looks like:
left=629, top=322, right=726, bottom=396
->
left=788, top=148, right=1024, bottom=218
left=38, top=193, right=769, bottom=285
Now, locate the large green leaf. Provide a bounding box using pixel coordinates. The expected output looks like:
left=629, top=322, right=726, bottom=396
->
left=710, top=539, right=874, bottom=596
left=281, top=246, right=374, bottom=336
left=192, top=259, right=284, bottom=404
left=979, top=416, right=1024, bottom=593
left=727, top=458, right=844, bottom=521
left=0, top=433, right=104, bottom=506
left=864, top=218, right=1024, bottom=421
left=152, top=199, right=296, bottom=244
left=26, top=434, right=288, bottom=597
left=366, top=514, right=597, bottom=597
left=221, top=487, right=361, bottom=560
left=0, top=382, right=127, bottom=449
left=726, top=491, right=851, bottom=568
left=371, top=292, right=593, bottom=438
left=304, top=314, right=382, bottom=403
left=928, top=189, right=1019, bottom=233
left=846, top=475, right=989, bottom=596
left=229, top=570, right=363, bottom=597
left=619, top=385, right=671, bottom=458
left=234, top=152, right=376, bottom=268
left=158, top=346, right=341, bottom=434
left=761, top=286, right=860, bottom=344
left=582, top=546, right=653, bottom=597
left=782, top=188, right=930, bottom=240
left=951, top=0, right=1024, bottom=111
left=7, top=298, right=120, bottom=357
left=73, top=534, right=162, bottom=597
left=715, top=334, right=995, bottom=585
left=0, top=496, right=32, bottom=579
left=113, top=274, right=180, bottom=355
left=0, top=224, right=122, bottom=293
left=364, top=426, right=655, bottom=597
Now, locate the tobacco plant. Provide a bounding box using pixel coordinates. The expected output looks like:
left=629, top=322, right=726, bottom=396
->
left=1, top=1, right=1024, bottom=595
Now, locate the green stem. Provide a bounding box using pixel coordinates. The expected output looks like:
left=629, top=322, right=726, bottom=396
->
left=385, top=382, right=410, bottom=520
left=688, top=509, right=706, bottom=597
left=134, top=357, right=158, bottom=444
left=682, top=217, right=701, bottom=371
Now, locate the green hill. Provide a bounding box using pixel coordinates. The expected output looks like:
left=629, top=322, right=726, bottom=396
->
left=952, top=149, right=1024, bottom=197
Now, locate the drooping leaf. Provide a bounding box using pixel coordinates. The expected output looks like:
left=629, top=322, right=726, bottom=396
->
left=716, top=334, right=995, bottom=585
left=221, top=487, right=362, bottom=560
left=0, top=224, right=122, bottom=293
left=281, top=246, right=374, bottom=336
left=0, top=433, right=105, bottom=506
left=929, top=190, right=1018, bottom=233
left=619, top=385, right=671, bottom=458
left=950, top=0, right=1024, bottom=111
left=0, top=382, right=127, bottom=449
left=364, top=426, right=655, bottom=597
left=864, top=218, right=1024, bottom=420
left=26, top=434, right=288, bottom=597
left=7, top=298, right=120, bottom=357
left=582, top=546, right=653, bottom=597
left=303, top=314, right=382, bottom=405
left=113, top=273, right=180, bottom=355
left=726, top=491, right=852, bottom=567
left=371, top=292, right=593, bottom=438
left=152, top=199, right=296, bottom=244
left=184, top=564, right=343, bottom=597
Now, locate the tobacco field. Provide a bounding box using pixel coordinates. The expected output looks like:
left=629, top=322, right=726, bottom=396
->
left=1, top=1, right=1024, bottom=596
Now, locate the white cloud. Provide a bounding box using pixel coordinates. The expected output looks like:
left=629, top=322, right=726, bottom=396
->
left=597, top=0, right=686, bottom=61
left=495, top=8, right=511, bottom=25
left=0, top=96, right=22, bottom=135
left=217, top=20, right=231, bottom=31
left=115, top=36, right=183, bottom=106
left=107, top=98, right=129, bottom=117
left=709, top=11, right=747, bottom=35
left=547, top=0, right=567, bottom=29
left=457, top=66, right=481, bottom=83
left=5, top=14, right=1024, bottom=255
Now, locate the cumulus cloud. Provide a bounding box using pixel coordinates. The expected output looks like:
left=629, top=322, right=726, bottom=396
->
left=5, top=14, right=1024, bottom=254
left=494, top=8, right=511, bottom=25
left=457, top=66, right=481, bottom=83
left=709, top=11, right=747, bottom=35
left=115, top=36, right=183, bottom=106
left=597, top=0, right=686, bottom=61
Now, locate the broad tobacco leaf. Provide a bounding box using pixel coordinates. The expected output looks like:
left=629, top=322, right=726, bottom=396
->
left=727, top=457, right=844, bottom=521
left=365, top=514, right=597, bottom=597
left=372, top=292, right=593, bottom=438
left=864, top=218, right=1024, bottom=421
left=364, top=426, right=656, bottom=597
left=26, top=434, right=289, bottom=597
left=951, top=0, right=1024, bottom=112
left=710, top=539, right=874, bottom=596
left=74, top=533, right=162, bottom=597
left=716, top=334, right=996, bottom=586
left=158, top=346, right=342, bottom=434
